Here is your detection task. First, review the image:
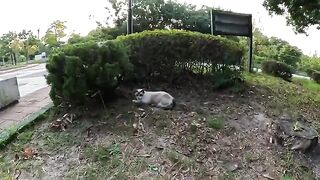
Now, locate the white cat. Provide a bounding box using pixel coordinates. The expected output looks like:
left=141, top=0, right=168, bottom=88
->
left=132, top=89, right=175, bottom=109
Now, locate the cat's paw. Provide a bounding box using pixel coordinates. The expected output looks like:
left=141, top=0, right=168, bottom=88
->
left=132, top=100, right=138, bottom=103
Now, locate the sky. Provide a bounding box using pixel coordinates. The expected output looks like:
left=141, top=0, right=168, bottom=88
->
left=0, top=0, right=319, bottom=56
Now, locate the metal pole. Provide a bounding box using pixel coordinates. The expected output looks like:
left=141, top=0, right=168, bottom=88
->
left=210, top=9, right=214, bottom=35
left=248, top=15, right=253, bottom=72
left=127, top=0, right=133, bottom=34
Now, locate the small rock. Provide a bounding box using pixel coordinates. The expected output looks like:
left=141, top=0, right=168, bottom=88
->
left=225, top=162, right=240, bottom=172
left=261, top=173, right=275, bottom=180
left=255, top=165, right=265, bottom=173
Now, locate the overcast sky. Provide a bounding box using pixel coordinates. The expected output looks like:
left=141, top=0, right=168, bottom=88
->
left=0, top=0, right=319, bottom=55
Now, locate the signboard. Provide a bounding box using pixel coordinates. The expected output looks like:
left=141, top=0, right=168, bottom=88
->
left=211, top=10, right=253, bottom=72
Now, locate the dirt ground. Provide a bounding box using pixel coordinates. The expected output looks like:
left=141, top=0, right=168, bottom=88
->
left=1, top=74, right=320, bottom=180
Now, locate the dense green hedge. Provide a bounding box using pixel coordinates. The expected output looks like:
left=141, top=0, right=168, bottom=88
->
left=117, top=30, right=244, bottom=83
left=261, top=60, right=294, bottom=81
left=46, top=40, right=133, bottom=105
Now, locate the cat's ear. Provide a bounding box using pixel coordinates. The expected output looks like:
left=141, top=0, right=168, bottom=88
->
left=141, top=89, right=145, bottom=93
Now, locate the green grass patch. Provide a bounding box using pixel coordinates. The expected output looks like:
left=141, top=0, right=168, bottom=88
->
left=208, top=116, right=224, bottom=129
left=244, top=73, right=320, bottom=111
left=293, top=77, right=320, bottom=92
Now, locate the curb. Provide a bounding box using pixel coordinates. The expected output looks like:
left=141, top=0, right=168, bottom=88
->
left=0, top=64, right=39, bottom=75
left=0, top=102, right=53, bottom=147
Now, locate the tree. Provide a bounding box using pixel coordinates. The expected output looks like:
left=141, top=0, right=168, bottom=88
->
left=18, top=29, right=39, bottom=61
left=49, top=20, right=67, bottom=41
left=9, top=38, right=23, bottom=65
left=43, top=20, right=67, bottom=48
left=106, top=0, right=215, bottom=34
left=1, top=32, right=18, bottom=65
left=277, top=44, right=302, bottom=67
left=263, top=0, right=320, bottom=34
left=252, top=28, right=303, bottom=67
left=43, top=31, right=59, bottom=47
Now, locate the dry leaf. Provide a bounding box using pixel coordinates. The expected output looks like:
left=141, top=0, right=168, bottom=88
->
left=22, top=148, right=34, bottom=159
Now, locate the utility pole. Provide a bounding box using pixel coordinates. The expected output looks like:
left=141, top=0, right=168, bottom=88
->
left=127, top=0, right=133, bottom=34
left=37, top=28, right=40, bottom=40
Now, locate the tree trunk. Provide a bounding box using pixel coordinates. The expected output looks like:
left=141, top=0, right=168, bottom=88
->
left=26, top=52, right=29, bottom=63
left=10, top=53, right=14, bottom=65
left=13, top=53, right=17, bottom=65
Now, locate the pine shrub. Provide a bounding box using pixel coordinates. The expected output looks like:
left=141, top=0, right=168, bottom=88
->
left=46, top=40, right=133, bottom=105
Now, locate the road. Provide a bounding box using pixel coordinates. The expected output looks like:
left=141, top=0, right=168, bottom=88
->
left=253, top=68, right=311, bottom=80
left=0, top=64, right=48, bottom=97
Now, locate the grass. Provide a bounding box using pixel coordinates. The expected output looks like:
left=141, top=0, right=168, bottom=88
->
left=165, top=150, right=195, bottom=170
left=208, top=116, right=224, bottom=129
left=0, top=62, right=26, bottom=71
left=244, top=73, right=320, bottom=112
left=293, top=77, right=320, bottom=92
left=280, top=151, right=314, bottom=179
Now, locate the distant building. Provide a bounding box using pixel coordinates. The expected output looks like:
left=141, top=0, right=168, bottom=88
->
left=35, top=52, right=47, bottom=62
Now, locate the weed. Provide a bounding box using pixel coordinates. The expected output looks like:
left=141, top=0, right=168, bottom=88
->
left=166, top=150, right=194, bottom=170
left=219, top=171, right=235, bottom=180
left=281, top=175, right=293, bottom=180
left=17, top=129, right=34, bottom=145
left=148, top=164, right=159, bottom=172
left=84, top=143, right=121, bottom=162
left=208, top=116, right=224, bottom=129
left=281, top=151, right=314, bottom=179
left=39, top=132, right=78, bottom=151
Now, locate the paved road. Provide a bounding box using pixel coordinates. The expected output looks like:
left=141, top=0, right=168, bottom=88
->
left=253, top=68, right=311, bottom=80
left=0, top=64, right=48, bottom=97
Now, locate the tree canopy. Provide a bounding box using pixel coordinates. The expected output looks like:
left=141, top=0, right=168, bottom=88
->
left=263, top=0, right=320, bottom=34
left=106, top=0, right=214, bottom=34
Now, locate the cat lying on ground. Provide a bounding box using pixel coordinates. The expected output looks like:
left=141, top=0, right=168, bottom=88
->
left=132, top=89, right=175, bottom=109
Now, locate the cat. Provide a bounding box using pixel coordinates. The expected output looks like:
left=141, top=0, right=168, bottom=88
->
left=132, top=89, right=175, bottom=109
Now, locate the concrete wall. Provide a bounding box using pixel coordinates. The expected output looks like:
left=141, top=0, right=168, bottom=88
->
left=0, top=77, right=20, bottom=109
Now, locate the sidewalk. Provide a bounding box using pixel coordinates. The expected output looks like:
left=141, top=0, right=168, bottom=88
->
left=0, top=86, right=52, bottom=132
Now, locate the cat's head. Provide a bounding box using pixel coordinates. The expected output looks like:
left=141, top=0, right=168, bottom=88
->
left=134, top=89, right=145, bottom=100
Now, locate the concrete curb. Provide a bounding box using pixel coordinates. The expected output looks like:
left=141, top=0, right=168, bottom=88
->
left=0, top=64, right=39, bottom=75
left=0, top=102, right=53, bottom=147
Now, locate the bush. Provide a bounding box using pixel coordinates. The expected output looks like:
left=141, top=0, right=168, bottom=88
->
left=46, top=40, right=133, bottom=105
left=117, top=30, right=243, bottom=84
left=312, top=71, right=320, bottom=84
left=261, top=60, right=294, bottom=81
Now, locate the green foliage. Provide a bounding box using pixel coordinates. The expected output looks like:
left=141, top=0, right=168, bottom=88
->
left=261, top=60, right=294, bottom=81
left=263, top=0, right=320, bottom=34
left=311, top=71, right=320, bottom=84
left=117, top=30, right=243, bottom=84
left=212, top=66, right=242, bottom=89
left=252, top=28, right=302, bottom=67
left=208, top=116, right=224, bottom=129
left=46, top=40, right=133, bottom=105
left=106, top=0, right=219, bottom=34
left=297, top=55, right=320, bottom=76
left=43, top=20, right=67, bottom=48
